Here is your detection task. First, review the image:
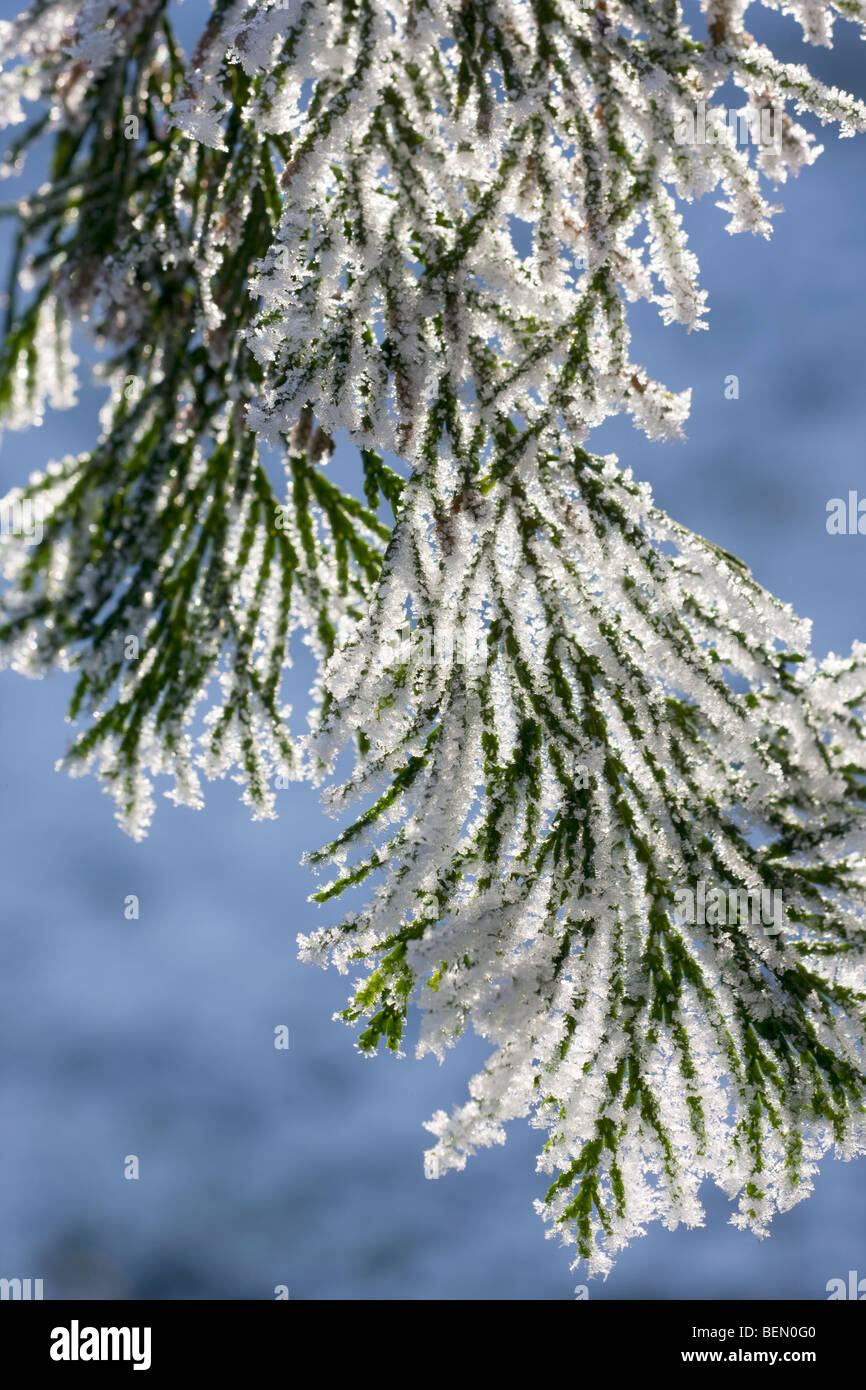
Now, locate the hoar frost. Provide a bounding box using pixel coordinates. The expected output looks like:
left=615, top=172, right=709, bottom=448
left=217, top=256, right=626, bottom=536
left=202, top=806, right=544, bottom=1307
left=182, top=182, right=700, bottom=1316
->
left=1, top=0, right=866, bottom=1282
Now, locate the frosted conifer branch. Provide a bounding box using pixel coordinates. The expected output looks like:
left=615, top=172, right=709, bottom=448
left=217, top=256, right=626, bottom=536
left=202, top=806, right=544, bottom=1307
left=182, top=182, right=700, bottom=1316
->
left=306, top=438, right=866, bottom=1275
left=1, top=0, right=865, bottom=1278
left=0, top=0, right=390, bottom=833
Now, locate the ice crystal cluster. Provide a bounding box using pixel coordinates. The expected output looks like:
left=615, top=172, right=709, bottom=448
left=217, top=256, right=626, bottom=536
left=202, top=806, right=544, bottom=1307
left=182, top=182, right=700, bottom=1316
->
left=1, top=0, right=866, bottom=1280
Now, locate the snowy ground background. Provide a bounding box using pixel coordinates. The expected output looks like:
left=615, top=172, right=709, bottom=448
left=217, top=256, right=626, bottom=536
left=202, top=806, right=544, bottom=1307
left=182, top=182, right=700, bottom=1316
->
left=0, top=1, right=864, bottom=1299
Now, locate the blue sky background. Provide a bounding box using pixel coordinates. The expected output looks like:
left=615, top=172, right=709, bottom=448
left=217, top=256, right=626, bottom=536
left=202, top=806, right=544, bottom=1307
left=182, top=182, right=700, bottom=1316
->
left=0, top=2, right=864, bottom=1300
